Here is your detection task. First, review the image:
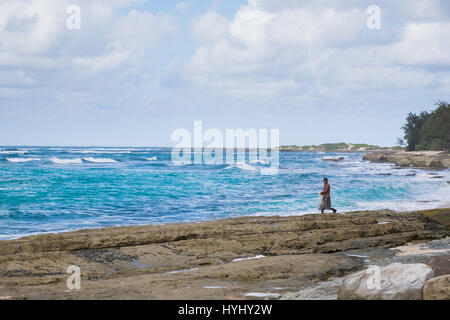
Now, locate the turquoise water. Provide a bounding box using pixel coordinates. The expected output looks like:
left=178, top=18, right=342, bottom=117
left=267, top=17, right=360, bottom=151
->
left=1, top=147, right=449, bottom=239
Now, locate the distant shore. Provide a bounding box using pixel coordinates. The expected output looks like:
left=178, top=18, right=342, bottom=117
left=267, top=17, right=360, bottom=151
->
left=0, top=208, right=448, bottom=300
left=281, top=149, right=373, bottom=153
left=279, top=142, right=402, bottom=153
left=279, top=147, right=450, bottom=169
left=362, top=150, right=450, bottom=169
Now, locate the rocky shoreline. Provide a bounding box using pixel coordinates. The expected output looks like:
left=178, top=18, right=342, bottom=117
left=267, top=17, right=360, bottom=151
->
left=0, top=208, right=449, bottom=300
left=363, top=150, right=450, bottom=169
left=279, top=142, right=399, bottom=152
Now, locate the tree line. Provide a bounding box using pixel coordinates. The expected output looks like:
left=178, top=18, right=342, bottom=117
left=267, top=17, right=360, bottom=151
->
left=400, top=101, right=449, bottom=152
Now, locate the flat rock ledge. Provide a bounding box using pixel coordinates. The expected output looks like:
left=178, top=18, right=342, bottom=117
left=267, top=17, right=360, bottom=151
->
left=363, top=151, right=450, bottom=169
left=0, top=209, right=448, bottom=299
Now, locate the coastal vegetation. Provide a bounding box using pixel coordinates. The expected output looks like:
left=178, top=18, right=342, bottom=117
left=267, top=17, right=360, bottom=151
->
left=280, top=142, right=390, bottom=151
left=282, top=100, right=450, bottom=153
left=401, top=101, right=450, bottom=152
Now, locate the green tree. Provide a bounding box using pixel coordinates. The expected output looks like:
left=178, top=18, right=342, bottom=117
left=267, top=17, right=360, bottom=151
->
left=402, top=111, right=429, bottom=151
left=401, top=101, right=450, bottom=151
left=417, top=101, right=450, bottom=151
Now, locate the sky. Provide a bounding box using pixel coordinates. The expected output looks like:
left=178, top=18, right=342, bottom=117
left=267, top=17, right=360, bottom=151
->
left=0, top=0, right=449, bottom=147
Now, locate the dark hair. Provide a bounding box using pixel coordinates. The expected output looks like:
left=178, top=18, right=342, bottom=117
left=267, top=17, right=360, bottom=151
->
left=323, top=177, right=328, bottom=181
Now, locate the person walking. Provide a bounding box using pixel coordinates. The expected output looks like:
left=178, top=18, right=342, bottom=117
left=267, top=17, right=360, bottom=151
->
left=319, top=177, right=337, bottom=214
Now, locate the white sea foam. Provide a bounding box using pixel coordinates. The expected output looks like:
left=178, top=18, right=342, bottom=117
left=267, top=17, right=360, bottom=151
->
left=413, top=171, right=450, bottom=181
left=353, top=197, right=448, bottom=212
left=82, top=157, right=117, bottom=163
left=6, top=158, right=40, bottom=163
left=146, top=156, right=157, bottom=161
left=224, top=163, right=257, bottom=171
left=0, top=150, right=27, bottom=155
left=250, top=175, right=450, bottom=217
left=73, top=150, right=131, bottom=154
left=236, top=163, right=257, bottom=171
left=66, top=148, right=159, bottom=154
left=71, top=148, right=142, bottom=151
left=338, top=160, right=442, bottom=179
left=49, top=157, right=83, bottom=164
left=340, top=161, right=393, bottom=174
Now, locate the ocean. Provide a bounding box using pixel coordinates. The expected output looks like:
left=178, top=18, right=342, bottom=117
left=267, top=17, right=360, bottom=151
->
left=1, top=146, right=449, bottom=240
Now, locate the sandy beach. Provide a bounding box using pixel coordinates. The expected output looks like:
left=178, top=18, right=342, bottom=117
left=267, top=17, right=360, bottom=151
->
left=0, top=208, right=448, bottom=300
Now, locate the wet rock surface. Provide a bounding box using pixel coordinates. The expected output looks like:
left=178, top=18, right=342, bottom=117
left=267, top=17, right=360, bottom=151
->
left=362, top=151, right=450, bottom=169
left=282, top=238, right=450, bottom=300
left=0, top=209, right=448, bottom=299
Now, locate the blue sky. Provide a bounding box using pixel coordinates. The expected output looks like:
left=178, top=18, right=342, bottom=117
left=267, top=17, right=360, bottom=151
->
left=0, top=0, right=449, bottom=146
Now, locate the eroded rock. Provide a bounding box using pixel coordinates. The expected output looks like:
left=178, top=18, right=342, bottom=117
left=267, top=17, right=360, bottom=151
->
left=0, top=209, right=448, bottom=299
left=427, top=255, right=450, bottom=276
left=423, top=275, right=450, bottom=300
left=338, top=263, right=434, bottom=300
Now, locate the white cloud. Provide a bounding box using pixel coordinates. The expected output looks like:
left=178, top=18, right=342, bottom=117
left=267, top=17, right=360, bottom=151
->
left=265, top=8, right=365, bottom=49
left=73, top=48, right=132, bottom=72
left=163, top=0, right=450, bottom=101
left=174, top=1, right=193, bottom=13
left=385, top=22, right=450, bottom=66
left=0, top=0, right=66, bottom=55
left=111, top=10, right=174, bottom=51
left=0, top=70, right=36, bottom=86
left=192, top=11, right=230, bottom=43
left=0, top=0, right=176, bottom=94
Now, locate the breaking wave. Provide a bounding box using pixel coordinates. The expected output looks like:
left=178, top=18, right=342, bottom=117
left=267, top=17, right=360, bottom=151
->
left=82, top=157, right=117, bottom=163
left=6, top=158, right=41, bottom=163
left=49, top=157, right=83, bottom=164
